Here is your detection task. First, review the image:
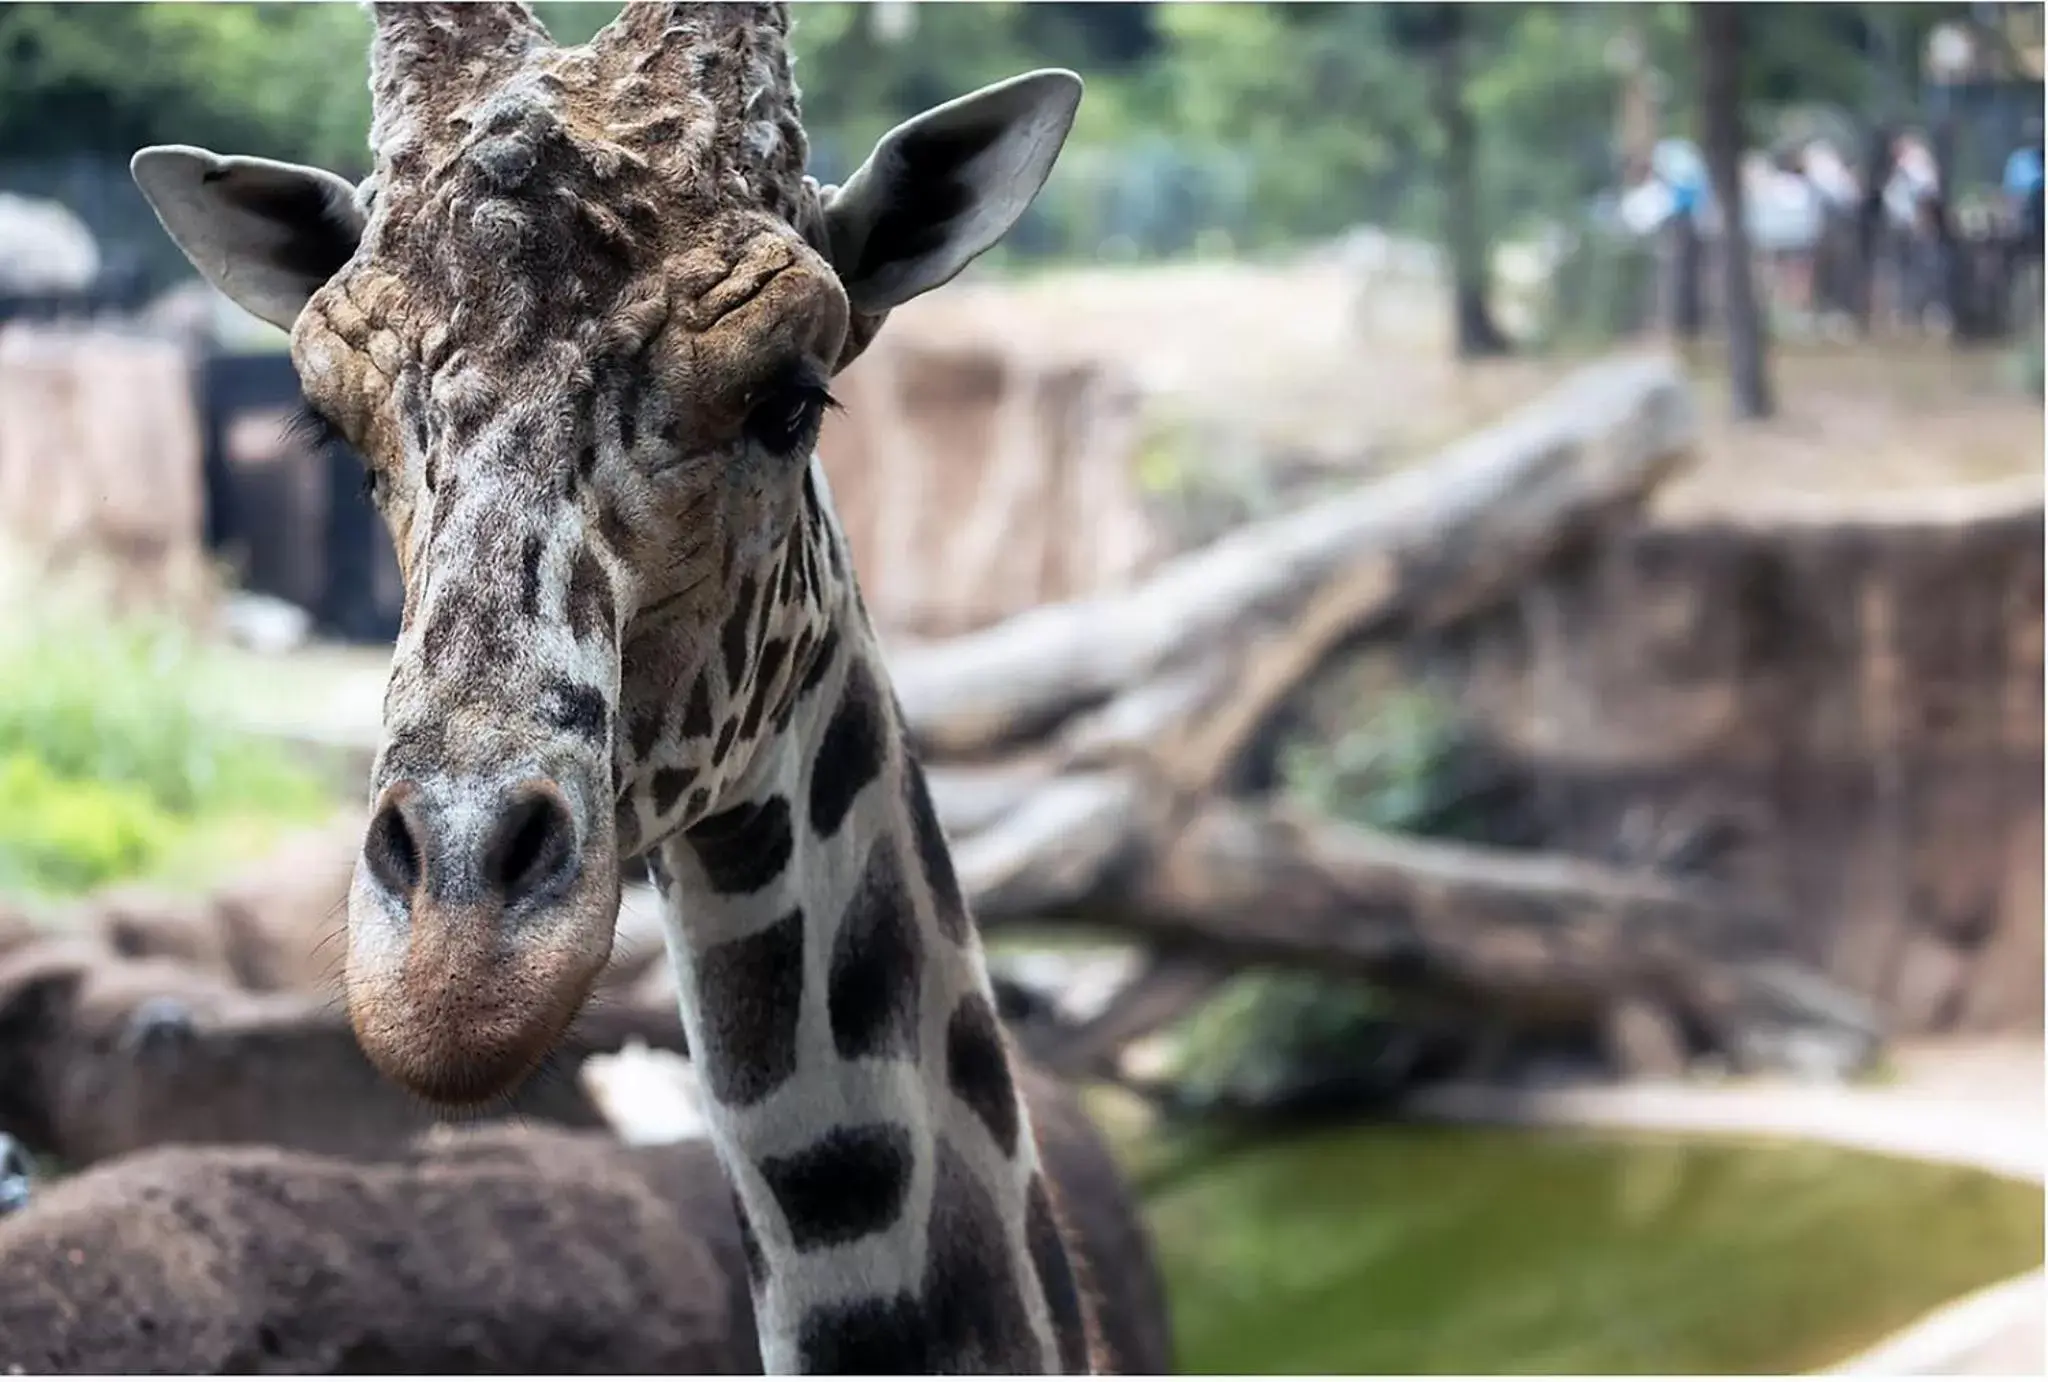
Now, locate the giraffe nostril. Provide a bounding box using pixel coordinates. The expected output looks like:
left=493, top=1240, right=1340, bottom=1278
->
left=365, top=792, right=424, bottom=898
left=482, top=783, right=580, bottom=908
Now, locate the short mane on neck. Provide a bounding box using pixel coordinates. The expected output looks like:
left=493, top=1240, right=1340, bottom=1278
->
left=647, top=473, right=1094, bottom=1375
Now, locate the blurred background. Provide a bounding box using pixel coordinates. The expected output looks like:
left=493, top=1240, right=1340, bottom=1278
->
left=0, top=0, right=2041, bottom=1375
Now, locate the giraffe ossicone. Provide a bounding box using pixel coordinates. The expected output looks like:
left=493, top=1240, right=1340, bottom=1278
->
left=133, top=2, right=1094, bottom=1372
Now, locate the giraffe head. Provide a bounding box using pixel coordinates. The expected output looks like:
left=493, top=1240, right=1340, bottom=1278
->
left=133, top=1, right=1079, bottom=1106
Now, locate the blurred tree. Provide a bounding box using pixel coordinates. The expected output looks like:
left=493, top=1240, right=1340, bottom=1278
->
left=0, top=0, right=1989, bottom=304
left=1395, top=3, right=1514, bottom=357
left=1134, top=3, right=1427, bottom=246
left=0, top=2, right=373, bottom=172
left=1695, top=2, right=1775, bottom=418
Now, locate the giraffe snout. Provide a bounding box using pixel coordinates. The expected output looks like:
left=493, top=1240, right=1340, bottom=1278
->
left=346, top=775, right=621, bottom=1108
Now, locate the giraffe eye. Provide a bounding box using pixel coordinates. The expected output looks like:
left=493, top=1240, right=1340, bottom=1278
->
left=744, top=372, right=838, bottom=457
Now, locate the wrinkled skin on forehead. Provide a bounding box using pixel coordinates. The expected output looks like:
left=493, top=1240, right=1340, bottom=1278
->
left=296, top=206, right=850, bottom=802
left=131, top=0, right=1081, bottom=1108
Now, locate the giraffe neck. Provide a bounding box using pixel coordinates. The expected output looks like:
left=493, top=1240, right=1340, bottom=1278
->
left=646, top=516, right=1091, bottom=1374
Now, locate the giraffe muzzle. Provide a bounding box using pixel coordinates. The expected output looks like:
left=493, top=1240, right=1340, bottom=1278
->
left=345, top=775, right=621, bottom=1107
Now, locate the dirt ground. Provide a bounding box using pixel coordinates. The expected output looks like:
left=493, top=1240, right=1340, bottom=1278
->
left=1890, top=1036, right=2045, bottom=1113
left=900, top=259, right=2046, bottom=513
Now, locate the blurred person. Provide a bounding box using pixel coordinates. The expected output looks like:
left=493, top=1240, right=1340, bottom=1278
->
left=1802, top=138, right=1861, bottom=210
left=1634, top=138, right=1710, bottom=338
left=2002, top=117, right=2043, bottom=261
left=1745, top=148, right=1824, bottom=327
left=2002, top=117, right=2043, bottom=353
left=1801, top=138, right=1862, bottom=330
left=1884, top=129, right=1946, bottom=332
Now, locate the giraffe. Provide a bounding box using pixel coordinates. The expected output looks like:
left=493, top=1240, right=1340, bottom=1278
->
left=130, top=2, right=1094, bottom=1373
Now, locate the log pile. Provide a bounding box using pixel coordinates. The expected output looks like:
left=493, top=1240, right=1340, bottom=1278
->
left=881, top=356, right=1883, bottom=1082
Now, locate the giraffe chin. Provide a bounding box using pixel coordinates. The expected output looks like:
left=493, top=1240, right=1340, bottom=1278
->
left=343, top=886, right=619, bottom=1109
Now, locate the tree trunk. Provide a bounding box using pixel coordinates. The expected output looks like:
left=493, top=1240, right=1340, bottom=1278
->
left=1670, top=214, right=1705, bottom=340
left=1433, top=5, right=1512, bottom=359
left=1694, top=2, right=1774, bottom=418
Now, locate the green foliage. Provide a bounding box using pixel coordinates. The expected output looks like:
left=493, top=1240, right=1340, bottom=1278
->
left=1166, top=686, right=1480, bottom=1111
left=1168, top=968, right=1393, bottom=1111
left=1, top=2, right=1993, bottom=268
left=0, top=596, right=331, bottom=897
left=1124, top=3, right=1427, bottom=246
left=0, top=752, right=173, bottom=894
left=0, top=2, right=377, bottom=171
left=0, top=609, right=325, bottom=818
left=1280, top=687, right=1480, bottom=837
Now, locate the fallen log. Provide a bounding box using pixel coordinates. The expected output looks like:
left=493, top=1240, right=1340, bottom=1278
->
left=1129, top=799, right=1791, bottom=979
left=894, top=355, right=1698, bottom=758
left=951, top=768, right=1880, bottom=1074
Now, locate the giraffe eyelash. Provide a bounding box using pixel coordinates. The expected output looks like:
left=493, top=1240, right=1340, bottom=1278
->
left=282, top=401, right=348, bottom=454
left=283, top=403, right=380, bottom=502
left=745, top=366, right=841, bottom=456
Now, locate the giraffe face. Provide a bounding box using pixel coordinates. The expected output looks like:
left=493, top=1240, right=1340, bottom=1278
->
left=132, top=2, right=1082, bottom=1106
left=294, top=213, right=848, bottom=1107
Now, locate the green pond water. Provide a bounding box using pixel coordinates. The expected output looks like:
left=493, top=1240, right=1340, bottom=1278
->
left=1130, top=1120, right=2044, bottom=1375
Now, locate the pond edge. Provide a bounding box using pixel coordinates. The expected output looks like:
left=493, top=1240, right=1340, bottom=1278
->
left=1822, top=1268, right=2043, bottom=1377
left=1398, top=1079, right=2045, bottom=1376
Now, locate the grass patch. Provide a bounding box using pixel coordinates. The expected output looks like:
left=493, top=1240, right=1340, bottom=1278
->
left=0, top=589, right=337, bottom=899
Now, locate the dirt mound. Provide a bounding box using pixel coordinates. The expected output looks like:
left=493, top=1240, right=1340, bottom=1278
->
left=0, top=1068, right=1172, bottom=1375
left=100, top=818, right=363, bottom=993
left=820, top=332, right=1153, bottom=640
left=0, top=936, right=685, bottom=1166
left=0, top=1126, right=759, bottom=1374
left=0, top=326, right=210, bottom=613
left=0, top=934, right=1173, bottom=1370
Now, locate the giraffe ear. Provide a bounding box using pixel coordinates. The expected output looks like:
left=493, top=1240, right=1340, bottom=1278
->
left=820, top=69, right=1082, bottom=316
left=131, top=145, right=365, bottom=332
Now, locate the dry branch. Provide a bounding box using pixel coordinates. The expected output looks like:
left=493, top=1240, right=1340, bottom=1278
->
left=894, top=355, right=1698, bottom=758
left=1016, top=952, right=1234, bottom=1079
left=1122, top=800, right=1783, bottom=1003
left=950, top=771, right=1150, bottom=919
left=951, top=768, right=1876, bottom=1068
